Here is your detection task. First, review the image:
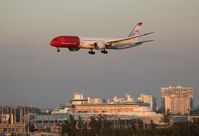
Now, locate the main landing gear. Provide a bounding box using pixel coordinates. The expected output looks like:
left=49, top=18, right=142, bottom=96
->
left=88, top=49, right=108, bottom=55
left=57, top=48, right=60, bottom=52
left=101, top=49, right=108, bottom=54
left=88, top=49, right=95, bottom=55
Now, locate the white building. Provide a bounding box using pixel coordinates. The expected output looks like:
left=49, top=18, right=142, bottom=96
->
left=139, top=93, right=157, bottom=111
left=161, top=86, right=193, bottom=115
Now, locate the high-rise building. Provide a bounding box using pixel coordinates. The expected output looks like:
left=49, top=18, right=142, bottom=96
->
left=139, top=94, right=157, bottom=111
left=161, top=86, right=193, bottom=115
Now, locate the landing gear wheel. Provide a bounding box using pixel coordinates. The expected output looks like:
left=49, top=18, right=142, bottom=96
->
left=57, top=48, right=60, bottom=52
left=101, top=50, right=108, bottom=54
left=88, top=50, right=95, bottom=55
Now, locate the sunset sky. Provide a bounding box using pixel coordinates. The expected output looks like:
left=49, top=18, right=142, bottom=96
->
left=0, top=0, right=199, bottom=107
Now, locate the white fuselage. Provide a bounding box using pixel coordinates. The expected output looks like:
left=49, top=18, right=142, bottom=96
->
left=79, top=37, right=139, bottom=50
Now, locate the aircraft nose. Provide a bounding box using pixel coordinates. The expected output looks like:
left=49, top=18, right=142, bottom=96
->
left=50, top=40, right=55, bottom=46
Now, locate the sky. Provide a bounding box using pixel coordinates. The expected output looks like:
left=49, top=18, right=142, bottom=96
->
left=0, top=0, right=199, bottom=108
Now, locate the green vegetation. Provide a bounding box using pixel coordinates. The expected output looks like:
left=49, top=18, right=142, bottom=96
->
left=61, top=115, right=199, bottom=136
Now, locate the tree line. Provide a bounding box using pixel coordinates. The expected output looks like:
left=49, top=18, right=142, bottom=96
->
left=60, top=114, right=199, bottom=136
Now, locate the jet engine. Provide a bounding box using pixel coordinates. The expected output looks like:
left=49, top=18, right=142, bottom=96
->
left=68, top=47, right=80, bottom=51
left=93, top=42, right=106, bottom=50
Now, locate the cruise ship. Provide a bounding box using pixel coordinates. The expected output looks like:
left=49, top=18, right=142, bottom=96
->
left=52, top=92, right=162, bottom=123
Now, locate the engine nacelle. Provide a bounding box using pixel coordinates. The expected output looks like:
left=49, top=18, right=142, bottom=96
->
left=68, top=47, right=80, bottom=52
left=93, top=42, right=106, bottom=50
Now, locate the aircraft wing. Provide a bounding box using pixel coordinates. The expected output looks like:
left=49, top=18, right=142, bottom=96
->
left=105, top=32, right=154, bottom=45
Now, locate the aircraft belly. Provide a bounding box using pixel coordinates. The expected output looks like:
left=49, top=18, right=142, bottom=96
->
left=79, top=42, right=143, bottom=50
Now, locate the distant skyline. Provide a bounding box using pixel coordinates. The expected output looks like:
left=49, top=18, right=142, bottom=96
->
left=0, top=0, right=199, bottom=108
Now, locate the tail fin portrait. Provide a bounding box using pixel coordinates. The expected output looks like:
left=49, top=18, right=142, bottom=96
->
left=128, top=22, right=142, bottom=37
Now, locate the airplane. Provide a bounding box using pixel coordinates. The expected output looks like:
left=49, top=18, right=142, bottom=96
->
left=50, top=22, right=154, bottom=54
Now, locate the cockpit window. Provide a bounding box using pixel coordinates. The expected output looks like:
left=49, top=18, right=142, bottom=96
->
left=54, top=38, right=58, bottom=41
